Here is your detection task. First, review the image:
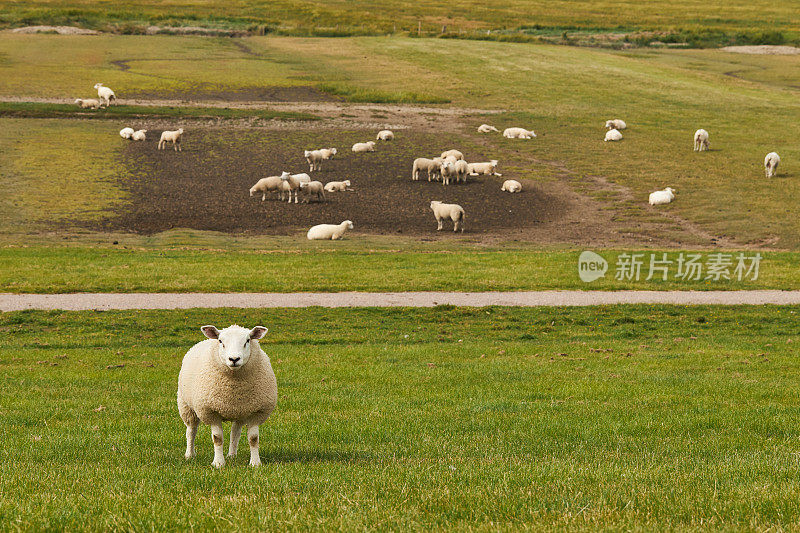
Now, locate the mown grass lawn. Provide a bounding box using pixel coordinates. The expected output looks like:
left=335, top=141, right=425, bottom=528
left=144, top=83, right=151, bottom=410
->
left=2, top=305, right=800, bottom=529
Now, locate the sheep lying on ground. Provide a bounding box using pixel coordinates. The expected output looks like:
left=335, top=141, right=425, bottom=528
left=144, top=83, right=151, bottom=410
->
left=249, top=176, right=283, bottom=201
left=412, top=158, right=441, bottom=181
left=649, top=187, right=675, bottom=205
left=158, top=128, right=184, bottom=151
left=765, top=152, right=780, bottom=178
left=376, top=130, right=394, bottom=141
left=477, top=124, right=499, bottom=133
left=279, top=171, right=311, bottom=203
left=304, top=148, right=337, bottom=171
left=693, top=129, right=709, bottom=151
left=75, top=98, right=102, bottom=109
left=307, top=220, right=354, bottom=240
left=501, top=180, right=522, bottom=193
left=324, top=180, right=353, bottom=192
left=503, top=127, right=536, bottom=139
left=352, top=141, right=376, bottom=153
left=119, top=127, right=135, bottom=139
left=94, top=83, right=116, bottom=106
left=605, top=119, right=627, bottom=130
left=131, top=129, right=147, bottom=141
left=299, top=181, right=326, bottom=203
left=467, top=160, right=502, bottom=177
left=177, top=324, right=277, bottom=468
left=604, top=129, right=623, bottom=142
left=431, top=201, right=465, bottom=232
left=441, top=149, right=464, bottom=160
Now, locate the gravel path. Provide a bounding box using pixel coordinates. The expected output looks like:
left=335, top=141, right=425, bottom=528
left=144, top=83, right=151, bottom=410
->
left=3, top=291, right=800, bottom=311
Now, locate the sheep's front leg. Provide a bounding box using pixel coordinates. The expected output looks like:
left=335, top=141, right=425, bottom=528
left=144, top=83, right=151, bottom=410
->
left=210, top=424, right=225, bottom=468
left=228, top=421, right=243, bottom=458
left=247, top=425, right=261, bottom=467
left=184, top=423, right=198, bottom=459
left=437, top=218, right=443, bottom=231
left=294, top=190, right=299, bottom=204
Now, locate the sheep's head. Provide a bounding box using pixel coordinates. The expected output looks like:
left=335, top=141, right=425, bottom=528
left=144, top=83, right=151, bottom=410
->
left=665, top=187, right=675, bottom=195
left=343, top=180, right=351, bottom=186
left=304, top=150, right=312, bottom=157
left=368, top=141, right=375, bottom=147
left=490, top=160, right=499, bottom=165
left=330, top=148, right=337, bottom=156
left=74, top=99, right=82, bottom=104
left=201, top=324, right=268, bottom=370
left=342, top=220, right=354, bottom=229
left=431, top=201, right=441, bottom=208
left=94, top=83, right=104, bottom=89
left=177, top=128, right=184, bottom=135
left=279, top=171, right=291, bottom=181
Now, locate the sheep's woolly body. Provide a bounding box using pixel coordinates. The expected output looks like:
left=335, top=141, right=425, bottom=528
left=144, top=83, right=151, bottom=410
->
left=75, top=98, right=102, bottom=109
left=307, top=220, right=353, bottom=240
left=477, top=124, right=499, bottom=133
left=693, top=129, right=709, bottom=151
left=503, top=127, right=536, bottom=139
left=430, top=201, right=465, bottom=232
left=94, top=83, right=116, bottom=106
left=131, top=129, right=147, bottom=141
left=501, top=180, right=522, bottom=193
left=412, top=157, right=441, bottom=181
left=159, top=129, right=184, bottom=151
left=250, top=176, right=283, bottom=201
left=605, top=119, right=626, bottom=130
left=120, top=127, right=135, bottom=139
left=604, top=129, right=623, bottom=142
left=304, top=148, right=336, bottom=171
left=765, top=152, right=780, bottom=178
left=376, top=130, right=394, bottom=141
left=324, top=180, right=352, bottom=192
left=649, top=187, right=675, bottom=206
left=467, top=160, right=501, bottom=176
left=300, top=180, right=326, bottom=203
left=352, top=141, right=376, bottom=153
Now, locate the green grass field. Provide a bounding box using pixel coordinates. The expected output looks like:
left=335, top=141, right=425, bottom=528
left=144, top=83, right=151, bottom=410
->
left=3, top=306, right=800, bottom=529
left=2, top=0, right=799, bottom=45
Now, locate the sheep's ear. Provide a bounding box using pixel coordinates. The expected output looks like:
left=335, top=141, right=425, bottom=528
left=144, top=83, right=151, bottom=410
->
left=250, top=326, right=268, bottom=340
left=201, top=325, right=220, bottom=340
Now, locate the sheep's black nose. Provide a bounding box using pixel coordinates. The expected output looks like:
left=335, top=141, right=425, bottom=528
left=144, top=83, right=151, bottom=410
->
left=229, top=357, right=241, bottom=365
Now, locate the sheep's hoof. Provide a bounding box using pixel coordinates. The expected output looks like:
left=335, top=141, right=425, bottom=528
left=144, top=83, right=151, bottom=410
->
left=226, top=451, right=237, bottom=458
left=184, top=452, right=195, bottom=460
left=211, top=457, right=225, bottom=469
left=249, top=458, right=262, bottom=467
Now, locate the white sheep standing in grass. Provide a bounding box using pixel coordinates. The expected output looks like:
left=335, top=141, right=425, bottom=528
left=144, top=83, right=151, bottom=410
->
left=249, top=176, right=283, bottom=201
left=352, top=141, right=376, bottom=153
left=279, top=171, right=311, bottom=204
left=501, top=180, right=522, bottom=193
left=324, top=180, right=353, bottom=192
left=131, top=129, right=147, bottom=141
left=605, top=119, right=627, bottom=130
left=765, top=152, right=780, bottom=178
left=177, top=324, right=277, bottom=469
left=94, top=83, right=116, bottom=106
left=376, top=130, right=394, bottom=141
left=119, top=127, right=135, bottom=139
left=503, top=127, right=536, bottom=139
left=477, top=124, right=499, bottom=133
left=75, top=98, right=103, bottom=109
left=693, top=129, right=709, bottom=151
left=467, top=160, right=502, bottom=177
left=307, top=220, right=354, bottom=240
left=604, top=129, right=623, bottom=142
left=158, top=128, right=184, bottom=151
left=430, top=201, right=465, bottom=232
left=649, top=187, right=675, bottom=205
left=299, top=181, right=326, bottom=203
left=304, top=148, right=337, bottom=171
left=440, top=149, right=464, bottom=160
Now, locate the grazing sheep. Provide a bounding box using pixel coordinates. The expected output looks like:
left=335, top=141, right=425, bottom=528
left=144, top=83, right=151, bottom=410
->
left=440, top=160, right=459, bottom=185
left=131, top=129, right=147, bottom=141
left=440, top=149, right=464, bottom=161
left=299, top=181, right=326, bottom=203
left=376, top=130, right=394, bottom=141
left=503, top=127, right=536, bottom=139
left=604, top=129, right=623, bottom=142
left=304, top=148, right=337, bottom=171
left=693, top=129, right=709, bottom=152
left=412, top=157, right=441, bottom=181
left=477, top=124, right=499, bottom=133
left=430, top=201, right=465, bottom=232
left=177, top=324, right=277, bottom=468
left=279, top=171, right=311, bottom=204
left=454, top=159, right=469, bottom=183
left=649, top=187, right=675, bottom=205
left=352, top=141, right=376, bottom=153
left=158, top=128, right=184, bottom=151
left=765, top=152, right=780, bottom=178
left=249, top=176, right=283, bottom=201
left=307, top=220, right=354, bottom=240
left=94, top=83, right=116, bottom=106
left=605, top=119, right=627, bottom=130
left=324, top=180, right=353, bottom=192
left=501, top=180, right=522, bottom=193
left=75, top=98, right=102, bottom=109
left=467, top=160, right=502, bottom=177
left=119, top=127, right=135, bottom=139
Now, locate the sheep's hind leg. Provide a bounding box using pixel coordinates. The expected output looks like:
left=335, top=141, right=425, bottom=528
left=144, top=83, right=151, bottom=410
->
left=184, top=422, right=198, bottom=459
left=247, top=425, right=261, bottom=467
left=210, top=424, right=225, bottom=468
left=228, top=421, right=243, bottom=457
